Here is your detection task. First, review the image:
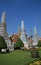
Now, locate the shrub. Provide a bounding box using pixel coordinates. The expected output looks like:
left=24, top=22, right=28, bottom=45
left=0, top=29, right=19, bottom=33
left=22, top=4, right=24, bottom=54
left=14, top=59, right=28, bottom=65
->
left=0, top=36, right=7, bottom=52
left=37, top=40, right=41, bottom=47
left=14, top=38, right=24, bottom=50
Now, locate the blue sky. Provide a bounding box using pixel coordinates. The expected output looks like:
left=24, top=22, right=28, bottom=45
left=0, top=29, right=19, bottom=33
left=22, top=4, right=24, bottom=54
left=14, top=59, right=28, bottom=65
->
left=0, top=0, right=41, bottom=37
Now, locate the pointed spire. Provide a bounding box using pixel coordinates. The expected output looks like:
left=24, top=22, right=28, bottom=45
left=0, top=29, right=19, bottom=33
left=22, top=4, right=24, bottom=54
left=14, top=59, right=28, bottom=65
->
left=1, top=11, right=6, bottom=24
left=18, top=26, right=21, bottom=37
left=34, top=27, right=37, bottom=34
left=21, top=20, right=25, bottom=30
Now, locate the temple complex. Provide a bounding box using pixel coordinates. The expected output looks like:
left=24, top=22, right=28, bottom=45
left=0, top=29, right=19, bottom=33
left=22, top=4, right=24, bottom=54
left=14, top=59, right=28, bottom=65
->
left=0, top=12, right=14, bottom=51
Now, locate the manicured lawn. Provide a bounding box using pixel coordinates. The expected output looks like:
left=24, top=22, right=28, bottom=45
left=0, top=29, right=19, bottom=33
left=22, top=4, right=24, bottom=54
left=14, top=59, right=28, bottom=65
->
left=0, top=50, right=41, bottom=65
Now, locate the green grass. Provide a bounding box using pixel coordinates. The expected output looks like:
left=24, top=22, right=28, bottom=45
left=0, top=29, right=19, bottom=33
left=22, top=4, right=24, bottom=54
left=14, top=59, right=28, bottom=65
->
left=0, top=50, right=41, bottom=65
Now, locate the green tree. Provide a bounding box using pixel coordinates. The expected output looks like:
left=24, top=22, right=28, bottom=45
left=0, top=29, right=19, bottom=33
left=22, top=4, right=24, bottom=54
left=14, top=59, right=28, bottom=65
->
left=0, top=36, right=7, bottom=51
left=37, top=40, right=41, bottom=47
left=14, top=38, right=24, bottom=49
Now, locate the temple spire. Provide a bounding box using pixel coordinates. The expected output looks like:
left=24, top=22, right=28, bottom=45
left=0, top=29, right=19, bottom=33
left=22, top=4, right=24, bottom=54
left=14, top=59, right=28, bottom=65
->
left=20, top=19, right=28, bottom=49
left=33, top=26, right=38, bottom=46
left=18, top=26, right=21, bottom=37
left=1, top=11, right=6, bottom=24
left=21, top=20, right=25, bottom=30
left=34, top=27, right=37, bottom=34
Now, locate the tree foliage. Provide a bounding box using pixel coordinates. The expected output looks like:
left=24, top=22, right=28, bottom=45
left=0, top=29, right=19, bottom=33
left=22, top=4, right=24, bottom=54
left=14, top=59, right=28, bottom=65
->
left=0, top=36, right=7, bottom=50
left=37, top=40, right=41, bottom=47
left=14, top=38, right=24, bottom=49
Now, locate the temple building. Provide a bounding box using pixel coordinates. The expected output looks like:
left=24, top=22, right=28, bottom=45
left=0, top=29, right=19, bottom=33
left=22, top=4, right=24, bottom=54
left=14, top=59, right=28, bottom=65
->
left=11, top=26, right=21, bottom=44
left=11, top=34, right=19, bottom=44
left=0, top=11, right=39, bottom=50
left=0, top=12, right=14, bottom=51
left=33, top=27, right=38, bottom=46
left=20, top=20, right=29, bottom=49
left=38, top=38, right=41, bottom=41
